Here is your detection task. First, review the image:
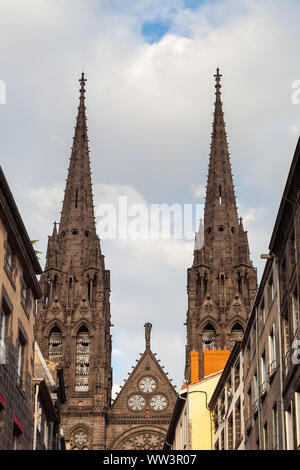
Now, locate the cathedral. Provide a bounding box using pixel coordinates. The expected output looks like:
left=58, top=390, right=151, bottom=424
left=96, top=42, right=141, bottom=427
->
left=35, top=68, right=257, bottom=449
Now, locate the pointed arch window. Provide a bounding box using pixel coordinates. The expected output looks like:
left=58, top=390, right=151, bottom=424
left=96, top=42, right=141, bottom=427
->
left=75, top=326, right=90, bottom=392
left=202, top=323, right=216, bottom=350
left=48, top=326, right=62, bottom=363
left=231, top=323, right=244, bottom=344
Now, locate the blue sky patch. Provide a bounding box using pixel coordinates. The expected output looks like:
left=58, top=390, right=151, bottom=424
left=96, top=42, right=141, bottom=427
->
left=184, top=0, right=205, bottom=10
left=141, top=20, right=171, bottom=44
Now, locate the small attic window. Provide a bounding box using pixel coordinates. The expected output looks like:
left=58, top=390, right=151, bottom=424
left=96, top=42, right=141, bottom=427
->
left=84, top=230, right=89, bottom=237
left=231, top=227, right=235, bottom=233
left=72, top=230, right=78, bottom=235
left=218, top=226, right=224, bottom=232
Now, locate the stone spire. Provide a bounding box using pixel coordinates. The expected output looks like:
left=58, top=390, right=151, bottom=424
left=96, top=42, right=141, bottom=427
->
left=36, top=75, right=112, bottom=449
left=185, top=69, right=257, bottom=381
left=59, top=73, right=96, bottom=237
left=203, top=68, right=239, bottom=256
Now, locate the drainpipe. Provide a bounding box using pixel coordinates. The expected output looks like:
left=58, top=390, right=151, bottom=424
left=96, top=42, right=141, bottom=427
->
left=254, top=304, right=261, bottom=449
left=271, top=252, right=286, bottom=450
left=179, top=387, right=189, bottom=450
left=33, top=381, right=40, bottom=450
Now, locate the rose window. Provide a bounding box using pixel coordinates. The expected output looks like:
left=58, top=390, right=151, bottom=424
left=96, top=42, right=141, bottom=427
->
left=139, top=377, right=157, bottom=393
left=128, top=394, right=146, bottom=411
left=150, top=394, right=168, bottom=411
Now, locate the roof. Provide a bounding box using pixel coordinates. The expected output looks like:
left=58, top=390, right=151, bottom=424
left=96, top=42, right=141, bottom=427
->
left=269, top=136, right=300, bottom=254
left=0, top=166, right=42, bottom=297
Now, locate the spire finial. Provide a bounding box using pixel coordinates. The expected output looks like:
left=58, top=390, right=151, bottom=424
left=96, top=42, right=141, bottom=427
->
left=79, top=72, right=86, bottom=101
left=144, top=322, right=152, bottom=350
left=214, top=67, right=222, bottom=94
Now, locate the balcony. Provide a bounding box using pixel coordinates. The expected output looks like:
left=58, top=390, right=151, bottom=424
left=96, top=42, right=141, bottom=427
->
left=259, top=382, right=267, bottom=400
left=267, top=361, right=277, bottom=382
left=252, top=399, right=259, bottom=416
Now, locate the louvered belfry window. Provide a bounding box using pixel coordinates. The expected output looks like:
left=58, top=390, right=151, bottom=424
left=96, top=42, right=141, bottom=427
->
left=48, top=326, right=62, bottom=363
left=75, top=326, right=90, bottom=392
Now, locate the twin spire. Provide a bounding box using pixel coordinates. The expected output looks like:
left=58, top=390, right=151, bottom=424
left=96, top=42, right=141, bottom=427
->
left=58, top=73, right=96, bottom=237
left=203, top=67, right=239, bottom=248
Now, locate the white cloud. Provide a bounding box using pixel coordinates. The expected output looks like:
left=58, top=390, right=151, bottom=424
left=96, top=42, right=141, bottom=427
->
left=1, top=0, right=300, bottom=388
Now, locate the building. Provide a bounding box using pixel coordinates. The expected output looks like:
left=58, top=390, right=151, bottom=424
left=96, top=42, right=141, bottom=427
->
left=269, top=136, right=300, bottom=450
left=242, top=256, right=283, bottom=450
left=33, top=342, right=66, bottom=450
left=0, top=166, right=42, bottom=450
left=164, top=350, right=229, bottom=450
left=185, top=69, right=257, bottom=382
left=35, top=74, right=112, bottom=450
left=209, top=342, right=245, bottom=450
left=242, top=136, right=300, bottom=451
left=208, top=135, right=300, bottom=451
left=106, top=323, right=177, bottom=450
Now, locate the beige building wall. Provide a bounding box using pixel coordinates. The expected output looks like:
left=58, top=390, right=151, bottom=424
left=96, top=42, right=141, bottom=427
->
left=172, top=372, right=221, bottom=450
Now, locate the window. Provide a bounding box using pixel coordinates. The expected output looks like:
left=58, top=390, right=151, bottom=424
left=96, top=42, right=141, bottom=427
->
left=0, top=306, right=8, bottom=364
left=48, top=326, right=62, bottom=363
left=235, top=401, right=241, bottom=447
left=260, top=299, right=266, bottom=325
left=253, top=373, right=259, bottom=413
left=280, top=256, right=287, bottom=297
left=228, top=415, right=233, bottom=450
left=272, top=405, right=279, bottom=450
left=268, top=276, right=274, bottom=307
left=20, top=279, right=31, bottom=314
left=289, top=229, right=296, bottom=274
left=260, top=352, right=267, bottom=396
left=291, top=290, right=299, bottom=337
left=295, top=392, right=300, bottom=449
left=202, top=323, right=216, bottom=350
left=282, top=312, right=291, bottom=375
left=13, top=423, right=22, bottom=450
left=285, top=405, right=294, bottom=450
left=231, top=323, right=244, bottom=346
left=247, top=386, right=252, bottom=420
left=17, top=332, right=26, bottom=388
left=234, top=360, right=240, bottom=391
left=221, top=429, right=225, bottom=450
left=4, top=241, right=13, bottom=277
left=268, top=325, right=276, bottom=378
left=75, top=326, right=90, bottom=392
left=263, top=423, right=269, bottom=450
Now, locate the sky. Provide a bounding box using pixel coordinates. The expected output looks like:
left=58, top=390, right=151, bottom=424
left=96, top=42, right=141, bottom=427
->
left=1, top=0, right=300, bottom=395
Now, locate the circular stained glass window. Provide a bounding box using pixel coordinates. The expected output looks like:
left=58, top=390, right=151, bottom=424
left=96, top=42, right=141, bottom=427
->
left=139, top=377, right=157, bottom=393
left=128, top=394, right=146, bottom=411
left=150, top=394, right=168, bottom=411
left=74, top=431, right=88, bottom=445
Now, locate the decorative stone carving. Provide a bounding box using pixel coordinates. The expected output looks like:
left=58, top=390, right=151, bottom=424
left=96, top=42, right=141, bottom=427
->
left=118, top=432, right=165, bottom=450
